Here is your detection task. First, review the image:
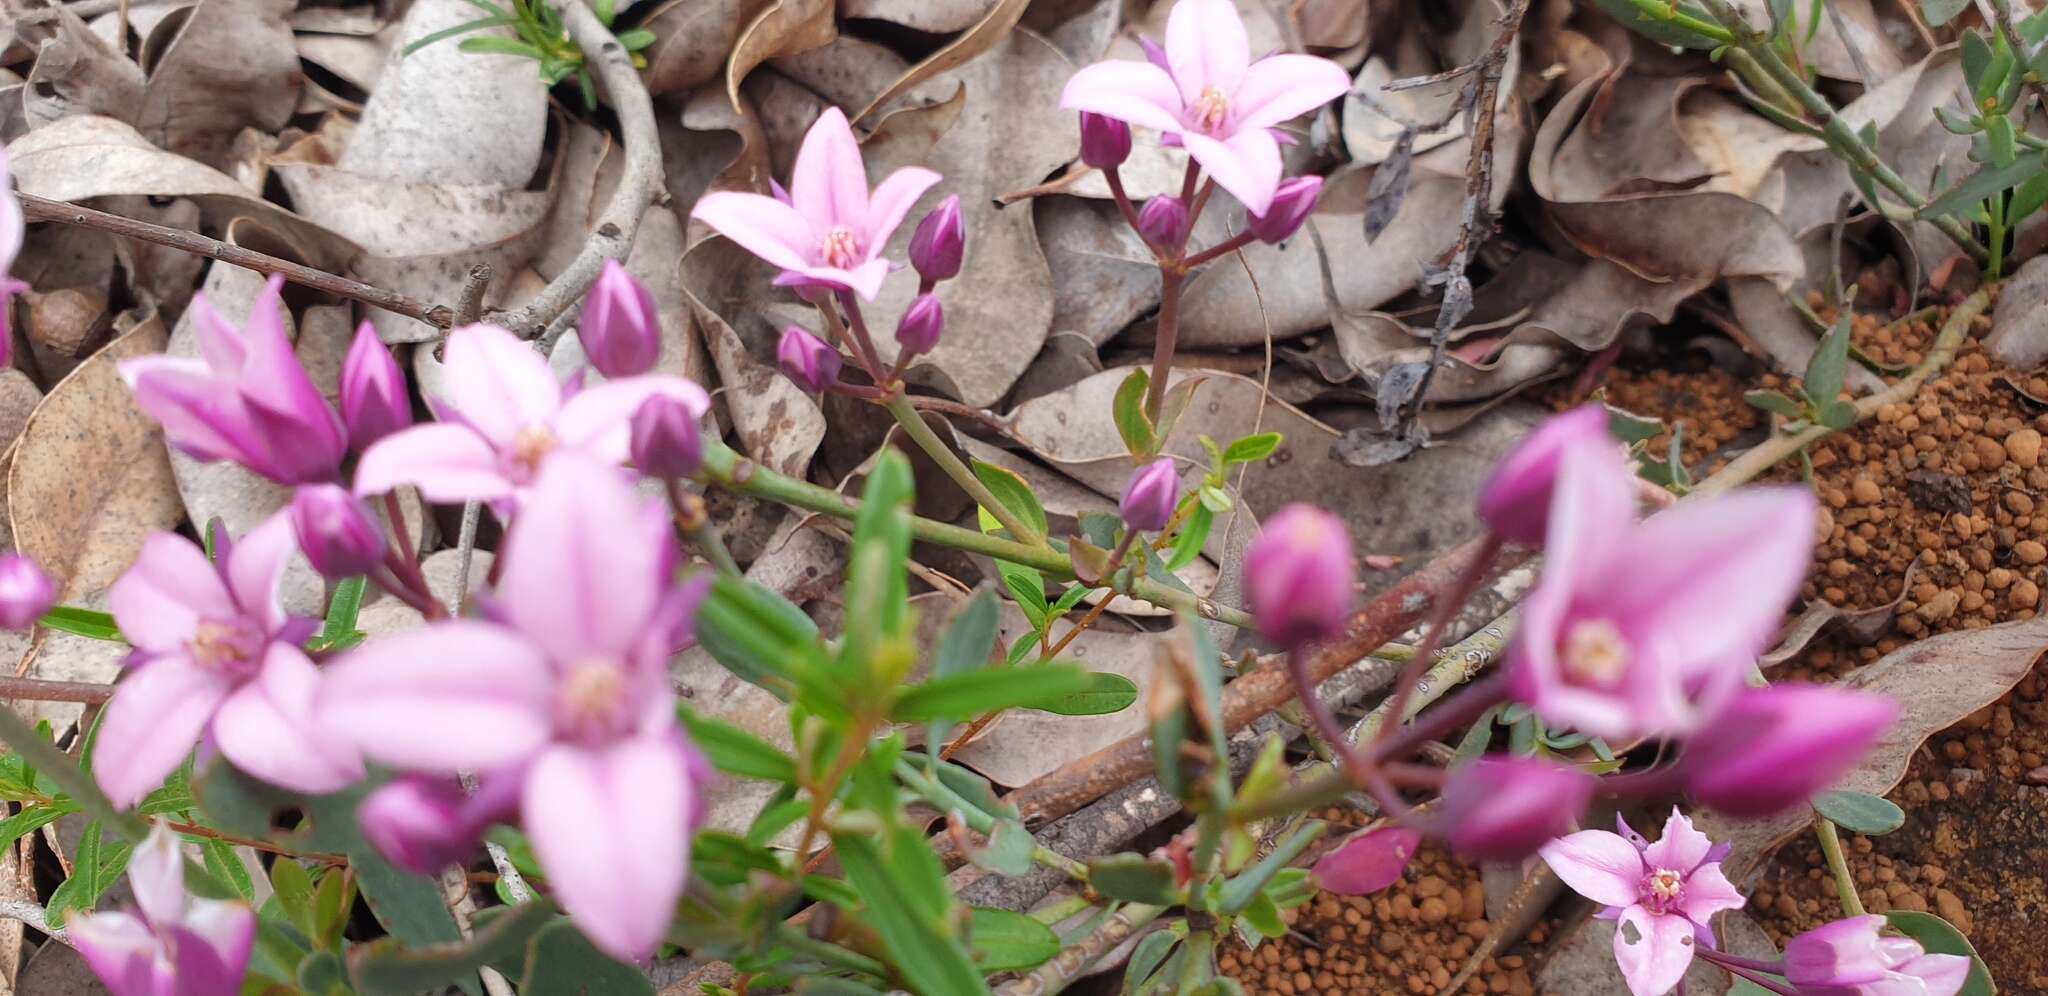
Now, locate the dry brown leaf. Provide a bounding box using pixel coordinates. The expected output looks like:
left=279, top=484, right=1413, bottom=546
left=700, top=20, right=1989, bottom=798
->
left=16, top=5, right=144, bottom=129
left=842, top=0, right=998, bottom=34
left=639, top=0, right=770, bottom=98
left=1987, top=254, right=2048, bottom=372
left=849, top=0, right=1029, bottom=124
left=132, top=0, right=300, bottom=169
left=724, top=0, right=835, bottom=111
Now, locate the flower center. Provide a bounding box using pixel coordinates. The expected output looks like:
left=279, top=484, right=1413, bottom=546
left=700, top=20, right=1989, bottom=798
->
left=511, top=424, right=556, bottom=481
left=818, top=226, right=861, bottom=269
left=188, top=620, right=264, bottom=680
left=1643, top=868, right=1685, bottom=914
left=1560, top=618, right=1629, bottom=686
left=559, top=659, right=630, bottom=741
left=1194, top=85, right=1231, bottom=132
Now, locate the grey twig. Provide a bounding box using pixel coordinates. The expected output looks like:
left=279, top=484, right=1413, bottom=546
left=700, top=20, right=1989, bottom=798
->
left=455, top=264, right=492, bottom=328
left=492, top=0, right=661, bottom=337
left=451, top=500, right=482, bottom=617
left=0, top=898, right=65, bottom=945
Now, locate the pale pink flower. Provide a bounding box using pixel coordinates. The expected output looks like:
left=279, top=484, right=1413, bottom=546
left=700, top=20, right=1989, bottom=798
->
left=1058, top=0, right=1350, bottom=214
left=1784, top=915, right=1970, bottom=995
left=119, top=275, right=348, bottom=485
left=1539, top=810, right=1747, bottom=996
left=0, top=150, right=29, bottom=369
left=316, top=453, right=709, bottom=960
left=351, top=324, right=709, bottom=511
left=95, top=513, right=364, bottom=809
left=70, top=826, right=255, bottom=996
left=1312, top=825, right=1419, bottom=896
left=1478, top=405, right=1622, bottom=546
left=690, top=107, right=942, bottom=301
left=1509, top=444, right=1815, bottom=740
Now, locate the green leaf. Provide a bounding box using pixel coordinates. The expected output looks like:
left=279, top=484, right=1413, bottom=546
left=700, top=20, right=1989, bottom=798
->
left=2012, top=171, right=2048, bottom=225
left=970, top=461, right=1048, bottom=541
left=1988, top=115, right=2019, bottom=169
left=889, top=665, right=1094, bottom=723
left=696, top=574, right=817, bottom=695
left=678, top=711, right=797, bottom=783
left=456, top=35, right=546, bottom=58
left=347, top=902, right=555, bottom=996
left=796, top=979, right=887, bottom=995
left=1155, top=376, right=1207, bottom=445
left=309, top=577, right=367, bottom=652
left=933, top=590, right=1000, bottom=679
left=38, top=606, right=124, bottom=642
left=1021, top=670, right=1138, bottom=716
left=1221, top=432, right=1282, bottom=464
left=1804, top=314, right=1852, bottom=411
left=0, top=804, right=70, bottom=853
left=834, top=832, right=990, bottom=996
left=1922, top=154, right=2048, bottom=219
left=46, top=821, right=105, bottom=923
left=967, top=819, right=1035, bottom=877
left=1819, top=399, right=1859, bottom=430
left=1197, top=484, right=1232, bottom=514
left=1087, top=853, right=1182, bottom=904
left=1124, top=929, right=1181, bottom=993
left=514, top=920, right=655, bottom=995
left=845, top=451, right=914, bottom=680
left=1164, top=501, right=1213, bottom=572
left=2024, top=8, right=2048, bottom=45
left=199, top=836, right=255, bottom=902
left=1814, top=790, right=1906, bottom=835
left=1744, top=389, right=1807, bottom=419
left=1452, top=706, right=1501, bottom=767
left=1725, top=978, right=1786, bottom=996
left=1921, top=0, right=1970, bottom=26
left=968, top=908, right=1061, bottom=972
left=1114, top=368, right=1156, bottom=456
left=614, top=27, right=657, bottom=50
left=1884, top=911, right=1996, bottom=995
left=1964, top=29, right=1996, bottom=95
left=1236, top=890, right=1287, bottom=940
left=995, top=561, right=1049, bottom=630
left=270, top=858, right=316, bottom=937
left=1219, top=822, right=1325, bottom=914
left=1586, top=0, right=1728, bottom=48
left=400, top=15, right=517, bottom=56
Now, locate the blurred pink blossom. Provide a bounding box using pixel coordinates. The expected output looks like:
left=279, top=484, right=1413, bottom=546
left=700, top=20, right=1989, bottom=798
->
left=1784, top=915, right=1970, bottom=995
left=71, top=825, right=254, bottom=996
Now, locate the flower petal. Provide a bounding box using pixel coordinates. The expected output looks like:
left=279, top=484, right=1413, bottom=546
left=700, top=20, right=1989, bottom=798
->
left=1642, top=809, right=1713, bottom=875
left=186, top=292, right=248, bottom=374
left=1058, top=60, right=1187, bottom=134
left=1164, top=0, right=1249, bottom=106
left=69, top=910, right=165, bottom=996
left=788, top=107, right=870, bottom=233
left=223, top=512, right=298, bottom=635
left=1676, top=860, right=1747, bottom=925
left=555, top=376, right=711, bottom=464
left=316, top=621, right=556, bottom=773
left=94, top=655, right=232, bottom=809
left=167, top=904, right=255, bottom=995
left=521, top=734, right=696, bottom=961
left=438, top=324, right=562, bottom=448
left=689, top=192, right=818, bottom=272
left=1894, top=953, right=1973, bottom=994
left=109, top=535, right=234, bottom=654
left=1179, top=128, right=1283, bottom=215
left=1613, top=905, right=1699, bottom=996
left=1539, top=830, right=1645, bottom=908
left=861, top=167, right=943, bottom=261
left=352, top=423, right=513, bottom=504
left=212, top=646, right=365, bottom=795
left=496, top=452, right=671, bottom=664
left=127, top=825, right=188, bottom=928
left=1230, top=53, right=1353, bottom=132
left=119, top=357, right=267, bottom=471
left=233, top=275, right=346, bottom=474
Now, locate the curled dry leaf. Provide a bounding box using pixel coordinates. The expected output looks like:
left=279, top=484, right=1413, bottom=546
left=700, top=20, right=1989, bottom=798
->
left=723, top=0, right=835, bottom=111
left=840, top=0, right=1000, bottom=35
left=1987, top=255, right=2048, bottom=373
left=1761, top=560, right=1919, bottom=668
left=639, top=0, right=773, bottom=98
left=17, top=5, right=144, bottom=129
left=132, top=0, right=301, bottom=169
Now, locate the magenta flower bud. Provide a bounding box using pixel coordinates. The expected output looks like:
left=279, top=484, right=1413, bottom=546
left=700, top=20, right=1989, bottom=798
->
left=1078, top=112, right=1132, bottom=170
left=1249, top=176, right=1322, bottom=245
left=577, top=259, right=663, bottom=379
left=359, top=777, right=480, bottom=877
left=341, top=321, right=412, bottom=451
left=1243, top=504, right=1356, bottom=648
left=1119, top=459, right=1178, bottom=532
left=288, top=484, right=387, bottom=579
left=908, top=195, right=965, bottom=285
left=1312, top=826, right=1420, bottom=895
left=777, top=327, right=841, bottom=394
left=1477, top=405, right=1617, bottom=546
left=1434, top=756, right=1595, bottom=862
left=1137, top=196, right=1191, bottom=247
left=630, top=394, right=703, bottom=479
left=1785, top=915, right=1971, bottom=994
left=1678, top=684, right=1897, bottom=818
left=895, top=293, right=945, bottom=357
left=0, top=554, right=55, bottom=630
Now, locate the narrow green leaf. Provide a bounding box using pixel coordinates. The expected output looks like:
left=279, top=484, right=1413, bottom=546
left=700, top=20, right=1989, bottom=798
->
left=1819, top=399, right=1859, bottom=430
left=1744, top=389, right=1807, bottom=419
left=970, top=461, right=1048, bottom=541
left=0, top=804, right=69, bottom=853
left=995, top=561, right=1049, bottom=630
left=933, top=590, right=1000, bottom=679
left=1021, top=670, right=1138, bottom=716
left=1124, top=930, right=1181, bottom=993
left=614, top=27, right=656, bottom=50
left=834, top=833, right=989, bottom=996
left=38, top=606, right=123, bottom=642
left=1922, top=154, right=2047, bottom=219
left=400, top=16, right=517, bottom=56
left=1165, top=501, right=1212, bottom=572
left=1813, top=790, right=1906, bottom=835
left=309, top=577, right=367, bottom=652
left=1114, top=368, right=1156, bottom=456
left=1219, top=821, right=1325, bottom=914
left=346, top=902, right=555, bottom=996
left=1221, top=432, right=1282, bottom=464
left=199, top=836, right=255, bottom=902
left=2011, top=172, right=2048, bottom=224
left=968, top=907, right=1061, bottom=972
left=270, top=858, right=316, bottom=937
left=967, top=820, right=1034, bottom=877
left=456, top=35, right=546, bottom=58
left=1087, top=853, right=1182, bottom=904
left=1804, top=314, right=1852, bottom=411
left=515, top=920, right=655, bottom=995
left=695, top=575, right=816, bottom=694
left=1920, top=0, right=1970, bottom=26
left=677, top=711, right=797, bottom=783
left=889, top=665, right=1094, bottom=723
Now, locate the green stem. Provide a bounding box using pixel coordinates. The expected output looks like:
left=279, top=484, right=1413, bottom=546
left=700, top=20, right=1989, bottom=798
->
left=0, top=707, right=233, bottom=899
left=773, top=922, right=889, bottom=977
left=1029, top=893, right=1094, bottom=926
left=1989, top=190, right=2008, bottom=281
left=883, top=392, right=1047, bottom=548
left=696, top=439, right=1254, bottom=629
left=1619, top=0, right=1734, bottom=43
left=895, top=759, right=1089, bottom=882
left=1815, top=817, right=1867, bottom=918
left=1176, top=927, right=1217, bottom=992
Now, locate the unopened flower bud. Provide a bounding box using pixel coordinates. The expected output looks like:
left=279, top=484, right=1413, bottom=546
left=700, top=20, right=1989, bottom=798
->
left=1137, top=196, right=1191, bottom=247
left=630, top=394, right=703, bottom=479
left=896, top=293, right=945, bottom=357
left=288, top=485, right=387, bottom=579
left=359, top=777, right=479, bottom=877
left=0, top=555, right=54, bottom=630
left=1785, top=915, right=1971, bottom=994
left=340, top=322, right=412, bottom=451
left=1477, top=405, right=1620, bottom=545
left=776, top=327, right=841, bottom=394
left=1679, top=685, right=1896, bottom=818
left=908, top=196, right=964, bottom=285
left=1312, top=826, right=1420, bottom=895
left=1119, top=459, right=1178, bottom=532
left=577, top=259, right=663, bottom=378
left=1249, top=176, right=1322, bottom=244
left=1435, top=756, right=1594, bottom=862
left=1079, top=112, right=1132, bottom=170
left=1243, top=504, right=1356, bottom=648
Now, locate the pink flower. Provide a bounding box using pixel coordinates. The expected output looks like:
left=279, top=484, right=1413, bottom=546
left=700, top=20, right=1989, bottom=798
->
left=1119, top=459, right=1179, bottom=532
left=1312, top=825, right=1419, bottom=895
left=0, top=553, right=54, bottom=630
left=690, top=108, right=942, bottom=302
left=1478, top=405, right=1621, bottom=546
left=358, top=776, right=509, bottom=878
left=119, top=275, right=348, bottom=485
left=1434, top=756, right=1594, bottom=862
left=316, top=453, right=709, bottom=960
left=578, top=260, right=662, bottom=379
left=1058, top=0, right=1350, bottom=215
left=0, top=151, right=25, bottom=369
left=1539, top=810, right=1747, bottom=996
left=1509, top=445, right=1815, bottom=740
left=1678, top=684, right=1897, bottom=818
left=352, top=324, right=709, bottom=512
left=1784, top=915, right=1970, bottom=995
left=340, top=321, right=412, bottom=450
left=95, top=513, right=364, bottom=809
left=71, top=826, right=255, bottom=996
left=1242, top=504, right=1356, bottom=649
